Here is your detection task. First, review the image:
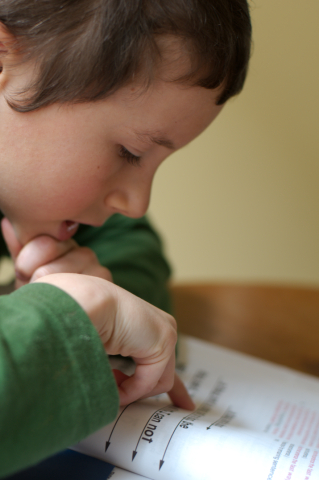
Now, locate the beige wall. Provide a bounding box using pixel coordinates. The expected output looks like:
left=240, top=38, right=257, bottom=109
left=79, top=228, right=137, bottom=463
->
left=149, top=0, right=319, bottom=286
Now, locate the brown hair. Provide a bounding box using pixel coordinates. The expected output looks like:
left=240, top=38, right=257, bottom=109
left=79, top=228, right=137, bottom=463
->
left=0, top=0, right=252, bottom=112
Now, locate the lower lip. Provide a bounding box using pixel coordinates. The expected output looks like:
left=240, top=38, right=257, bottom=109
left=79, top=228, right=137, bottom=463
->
left=57, top=221, right=80, bottom=241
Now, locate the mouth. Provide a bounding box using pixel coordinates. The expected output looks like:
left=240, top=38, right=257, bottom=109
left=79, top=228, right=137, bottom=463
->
left=57, top=220, right=80, bottom=241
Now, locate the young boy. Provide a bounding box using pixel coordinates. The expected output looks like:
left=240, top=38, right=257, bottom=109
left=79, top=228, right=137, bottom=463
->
left=0, top=0, right=251, bottom=476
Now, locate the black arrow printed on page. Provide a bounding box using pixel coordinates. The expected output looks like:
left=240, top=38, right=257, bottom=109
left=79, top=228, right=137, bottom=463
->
left=159, top=413, right=192, bottom=470
left=158, top=382, right=228, bottom=468
left=158, top=395, right=218, bottom=470
left=105, top=403, right=135, bottom=452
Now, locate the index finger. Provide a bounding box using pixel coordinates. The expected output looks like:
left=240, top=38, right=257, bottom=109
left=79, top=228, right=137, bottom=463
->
left=168, top=373, right=195, bottom=410
left=16, top=236, right=77, bottom=281
left=116, top=355, right=195, bottom=410
left=117, top=354, right=176, bottom=406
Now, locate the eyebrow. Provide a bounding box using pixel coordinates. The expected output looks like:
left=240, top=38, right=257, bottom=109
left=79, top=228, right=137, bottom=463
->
left=135, top=131, right=176, bottom=150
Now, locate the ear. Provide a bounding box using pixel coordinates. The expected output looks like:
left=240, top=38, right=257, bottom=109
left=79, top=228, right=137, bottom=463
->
left=0, top=22, right=17, bottom=87
left=0, top=21, right=15, bottom=49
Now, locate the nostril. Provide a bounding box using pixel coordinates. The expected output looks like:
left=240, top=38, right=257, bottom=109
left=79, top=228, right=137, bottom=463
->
left=104, top=191, right=129, bottom=214
left=104, top=185, right=151, bottom=219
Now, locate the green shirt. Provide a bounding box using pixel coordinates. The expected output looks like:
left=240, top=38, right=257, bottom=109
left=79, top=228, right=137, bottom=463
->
left=0, top=214, right=172, bottom=477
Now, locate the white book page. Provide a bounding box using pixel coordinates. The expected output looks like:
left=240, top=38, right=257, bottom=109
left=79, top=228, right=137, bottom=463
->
left=74, top=335, right=319, bottom=480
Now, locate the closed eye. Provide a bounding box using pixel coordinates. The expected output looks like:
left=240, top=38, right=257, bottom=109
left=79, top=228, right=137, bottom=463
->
left=118, top=145, right=141, bottom=166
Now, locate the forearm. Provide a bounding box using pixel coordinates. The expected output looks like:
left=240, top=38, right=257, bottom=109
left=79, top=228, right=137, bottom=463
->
left=0, top=283, right=119, bottom=478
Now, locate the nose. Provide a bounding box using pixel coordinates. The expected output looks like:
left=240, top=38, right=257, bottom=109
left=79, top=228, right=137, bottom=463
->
left=104, top=172, right=153, bottom=218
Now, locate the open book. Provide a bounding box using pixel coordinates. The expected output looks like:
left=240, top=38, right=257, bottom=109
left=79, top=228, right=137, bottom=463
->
left=70, top=335, right=319, bottom=480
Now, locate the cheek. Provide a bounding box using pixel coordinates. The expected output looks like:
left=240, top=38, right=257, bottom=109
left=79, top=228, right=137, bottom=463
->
left=40, top=169, right=105, bottom=214
left=39, top=150, right=123, bottom=217
left=5, top=161, right=104, bottom=222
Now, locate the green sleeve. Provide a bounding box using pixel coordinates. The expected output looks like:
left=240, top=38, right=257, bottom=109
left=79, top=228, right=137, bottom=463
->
left=74, top=214, right=173, bottom=313
left=0, top=283, right=119, bottom=478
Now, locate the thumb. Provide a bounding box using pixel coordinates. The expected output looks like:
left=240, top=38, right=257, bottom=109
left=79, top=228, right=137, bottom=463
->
left=1, top=217, right=23, bottom=261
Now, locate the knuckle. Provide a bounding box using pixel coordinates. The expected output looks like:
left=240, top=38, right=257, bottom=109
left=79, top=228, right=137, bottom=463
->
left=164, top=319, right=178, bottom=342
left=159, top=332, right=177, bottom=359
left=14, top=253, right=31, bottom=275
left=37, top=235, right=58, bottom=252
left=163, top=312, right=177, bottom=330
left=166, top=313, right=177, bottom=330
left=170, top=327, right=178, bottom=345
left=160, top=324, right=176, bottom=345
left=14, top=265, right=30, bottom=282
left=79, top=247, right=97, bottom=262
left=94, top=266, right=113, bottom=281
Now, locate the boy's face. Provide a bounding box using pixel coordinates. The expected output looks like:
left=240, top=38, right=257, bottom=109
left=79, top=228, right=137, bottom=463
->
left=0, top=64, right=223, bottom=245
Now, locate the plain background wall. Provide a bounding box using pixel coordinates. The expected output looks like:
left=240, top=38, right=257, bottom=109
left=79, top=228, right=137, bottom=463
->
left=148, top=0, right=319, bottom=286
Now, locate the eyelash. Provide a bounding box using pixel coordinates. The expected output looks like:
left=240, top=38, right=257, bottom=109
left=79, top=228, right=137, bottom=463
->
left=119, top=145, right=141, bottom=166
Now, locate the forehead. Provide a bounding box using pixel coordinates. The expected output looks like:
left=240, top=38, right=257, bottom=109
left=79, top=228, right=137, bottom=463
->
left=109, top=79, right=222, bottom=149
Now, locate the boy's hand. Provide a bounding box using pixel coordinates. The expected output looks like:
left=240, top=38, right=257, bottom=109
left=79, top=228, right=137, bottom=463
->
left=36, top=273, right=195, bottom=410
left=1, top=217, right=112, bottom=289
left=2, top=218, right=195, bottom=410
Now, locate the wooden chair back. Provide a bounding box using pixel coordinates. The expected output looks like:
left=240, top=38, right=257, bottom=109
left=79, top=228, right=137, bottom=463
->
left=171, top=283, right=319, bottom=377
